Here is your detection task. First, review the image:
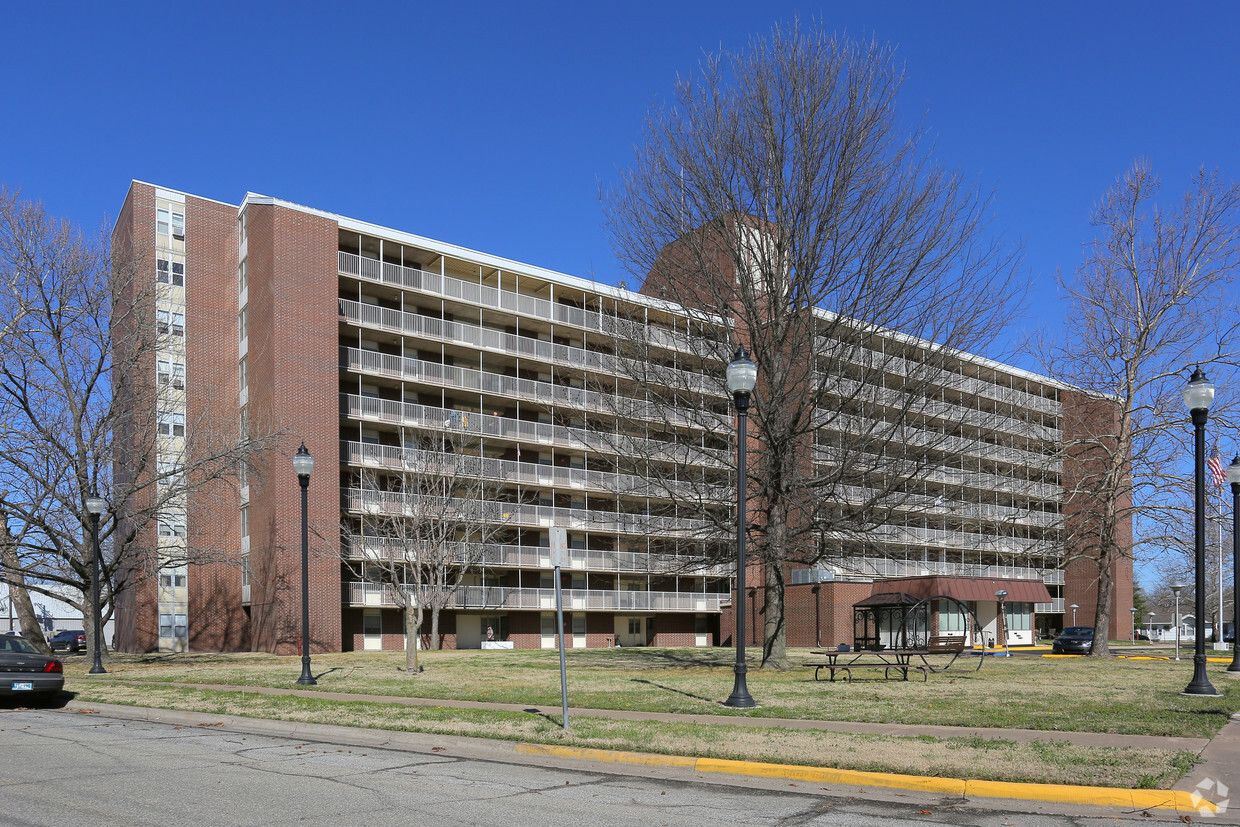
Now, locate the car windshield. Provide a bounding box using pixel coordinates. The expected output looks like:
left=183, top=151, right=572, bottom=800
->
left=53, top=631, right=82, bottom=638
left=0, top=637, right=38, bottom=654
left=1062, top=627, right=1094, bottom=637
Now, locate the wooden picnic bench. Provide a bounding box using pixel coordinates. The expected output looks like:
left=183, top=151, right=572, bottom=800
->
left=809, top=649, right=931, bottom=682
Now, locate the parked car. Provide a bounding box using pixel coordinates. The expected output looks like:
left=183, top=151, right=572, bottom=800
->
left=1052, top=626, right=1095, bottom=654
left=48, top=630, right=86, bottom=653
left=0, top=636, right=64, bottom=697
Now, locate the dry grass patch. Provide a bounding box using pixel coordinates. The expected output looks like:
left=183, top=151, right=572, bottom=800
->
left=67, top=646, right=1240, bottom=737
left=70, top=682, right=1195, bottom=789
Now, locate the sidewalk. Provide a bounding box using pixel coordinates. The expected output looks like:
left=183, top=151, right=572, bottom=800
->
left=63, top=679, right=1233, bottom=820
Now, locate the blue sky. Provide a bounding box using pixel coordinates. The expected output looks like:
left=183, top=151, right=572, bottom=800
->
left=2, top=2, right=1238, bottom=373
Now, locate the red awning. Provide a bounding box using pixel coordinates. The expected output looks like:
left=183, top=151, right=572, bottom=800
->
left=875, top=576, right=1052, bottom=604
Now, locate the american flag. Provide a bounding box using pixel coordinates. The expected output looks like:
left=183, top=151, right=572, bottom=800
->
left=1208, top=447, right=1227, bottom=489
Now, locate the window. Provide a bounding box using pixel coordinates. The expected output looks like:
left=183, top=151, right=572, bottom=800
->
left=174, top=613, right=188, bottom=639
left=238, top=211, right=247, bottom=245
left=159, top=571, right=187, bottom=589
left=238, top=357, right=247, bottom=391
left=628, top=618, right=641, bottom=635
left=157, top=359, right=185, bottom=388
left=238, top=259, right=247, bottom=292
left=158, top=410, right=185, bottom=437
left=241, top=554, right=251, bottom=587
left=158, top=518, right=187, bottom=538
left=159, top=613, right=172, bottom=638
left=157, top=208, right=170, bottom=239
left=240, top=505, right=249, bottom=537
left=157, top=309, right=185, bottom=336
left=157, top=458, right=183, bottom=488
left=156, top=257, right=185, bottom=286
left=937, top=600, right=966, bottom=633
left=238, top=306, right=247, bottom=344
left=1006, top=602, right=1032, bottom=632
left=171, top=212, right=185, bottom=241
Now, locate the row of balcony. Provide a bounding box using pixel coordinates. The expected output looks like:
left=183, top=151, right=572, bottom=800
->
left=342, top=347, right=720, bottom=431
left=815, top=335, right=1061, bottom=418
left=344, top=582, right=728, bottom=613
left=339, top=299, right=717, bottom=397
left=823, top=374, right=1059, bottom=444
left=839, top=556, right=1065, bottom=584
left=340, top=251, right=706, bottom=356
left=342, top=393, right=729, bottom=469
left=345, top=538, right=731, bottom=576
left=821, top=523, right=1059, bottom=558
left=343, top=440, right=729, bottom=502
left=814, top=446, right=1062, bottom=503
left=817, top=411, right=1063, bottom=475
left=344, top=488, right=715, bottom=538
left=821, top=480, right=1059, bottom=531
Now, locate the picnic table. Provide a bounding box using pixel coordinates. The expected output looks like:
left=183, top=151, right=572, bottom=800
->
left=810, top=636, right=969, bottom=682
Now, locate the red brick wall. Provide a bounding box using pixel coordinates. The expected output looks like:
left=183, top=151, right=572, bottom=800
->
left=184, top=194, right=248, bottom=651
left=243, top=201, right=342, bottom=654
left=1061, top=389, right=1134, bottom=639
left=110, top=182, right=159, bottom=653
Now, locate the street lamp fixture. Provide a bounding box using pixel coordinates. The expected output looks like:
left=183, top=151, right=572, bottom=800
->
left=1182, top=367, right=1219, bottom=696
left=1148, top=611, right=1156, bottom=639
left=1070, top=603, right=1079, bottom=626
left=293, top=442, right=316, bottom=687
left=1170, top=583, right=1185, bottom=661
left=1227, top=456, right=1240, bottom=673
left=724, top=347, right=757, bottom=709
left=84, top=494, right=107, bottom=674
left=1130, top=606, right=1138, bottom=643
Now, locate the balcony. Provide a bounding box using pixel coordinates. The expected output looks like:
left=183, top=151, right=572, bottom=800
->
left=344, top=488, right=717, bottom=538
left=842, top=556, right=1064, bottom=582
left=339, top=299, right=717, bottom=396
left=343, top=582, right=728, bottom=612
left=342, top=347, right=719, bottom=431
left=338, top=251, right=706, bottom=356
left=344, top=538, right=730, bottom=576
left=343, top=441, right=728, bottom=502
left=820, top=524, right=1059, bottom=558
left=342, top=393, right=728, bottom=468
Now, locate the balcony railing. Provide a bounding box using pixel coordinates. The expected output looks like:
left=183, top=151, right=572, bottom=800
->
left=343, top=582, right=728, bottom=612
left=342, top=347, right=718, bottom=431
left=344, top=488, right=716, bottom=538
left=342, top=393, right=728, bottom=468
left=339, top=299, right=717, bottom=396
left=339, top=251, right=705, bottom=355
left=345, top=538, right=730, bottom=576
left=841, top=556, right=1064, bottom=582
left=813, top=335, right=1062, bottom=417
left=342, top=440, right=728, bottom=502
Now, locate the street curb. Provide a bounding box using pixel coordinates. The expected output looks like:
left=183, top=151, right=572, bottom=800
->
left=57, top=700, right=1217, bottom=816
left=515, top=743, right=1216, bottom=813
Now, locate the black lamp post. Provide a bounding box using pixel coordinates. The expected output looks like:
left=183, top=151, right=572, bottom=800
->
left=1183, top=368, right=1220, bottom=696
left=1227, top=456, right=1240, bottom=673
left=995, top=589, right=1007, bottom=651
left=724, top=348, right=757, bottom=709
left=1170, top=583, right=1184, bottom=661
left=293, top=443, right=316, bottom=686
left=85, top=494, right=107, bottom=674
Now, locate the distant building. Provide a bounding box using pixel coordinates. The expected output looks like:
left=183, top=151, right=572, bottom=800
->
left=109, top=181, right=1132, bottom=654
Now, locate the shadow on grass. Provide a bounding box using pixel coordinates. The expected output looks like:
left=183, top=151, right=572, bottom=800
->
left=630, top=677, right=717, bottom=704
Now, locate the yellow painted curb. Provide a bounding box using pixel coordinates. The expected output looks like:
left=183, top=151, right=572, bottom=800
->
left=515, top=743, right=1214, bottom=813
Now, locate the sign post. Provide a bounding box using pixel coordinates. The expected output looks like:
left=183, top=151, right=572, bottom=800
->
left=550, top=526, right=569, bottom=729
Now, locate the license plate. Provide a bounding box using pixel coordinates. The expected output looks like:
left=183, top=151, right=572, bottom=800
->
left=12, top=682, right=33, bottom=691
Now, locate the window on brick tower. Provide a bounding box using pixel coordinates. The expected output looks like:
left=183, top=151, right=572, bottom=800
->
left=158, top=410, right=185, bottom=437
left=156, top=257, right=185, bottom=286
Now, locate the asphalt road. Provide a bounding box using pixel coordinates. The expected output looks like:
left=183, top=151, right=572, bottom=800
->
left=0, top=706, right=1200, bottom=826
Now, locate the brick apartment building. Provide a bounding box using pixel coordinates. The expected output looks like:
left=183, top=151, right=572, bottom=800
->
left=110, top=181, right=1131, bottom=655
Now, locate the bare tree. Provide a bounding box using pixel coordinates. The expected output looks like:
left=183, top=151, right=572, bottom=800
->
left=342, top=429, right=513, bottom=672
left=0, top=188, right=276, bottom=665
left=1036, top=161, right=1240, bottom=656
left=603, top=24, right=1025, bottom=667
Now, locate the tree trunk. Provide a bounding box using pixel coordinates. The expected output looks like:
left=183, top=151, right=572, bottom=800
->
left=1089, top=556, right=1114, bottom=657
left=761, top=549, right=788, bottom=669
left=403, top=603, right=420, bottom=675
left=0, top=538, right=50, bottom=653
left=430, top=602, right=441, bottom=651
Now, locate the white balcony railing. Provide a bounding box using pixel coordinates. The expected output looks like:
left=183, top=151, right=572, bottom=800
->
left=343, top=582, right=728, bottom=612
left=339, top=251, right=706, bottom=356
left=342, top=393, right=728, bottom=469
left=339, top=299, right=717, bottom=396
left=344, top=488, right=716, bottom=538
left=342, top=440, right=728, bottom=502
left=342, top=347, right=720, bottom=431
left=345, top=538, right=729, bottom=576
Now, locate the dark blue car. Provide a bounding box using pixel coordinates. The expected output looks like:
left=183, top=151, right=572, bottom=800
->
left=1052, top=626, right=1094, bottom=655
